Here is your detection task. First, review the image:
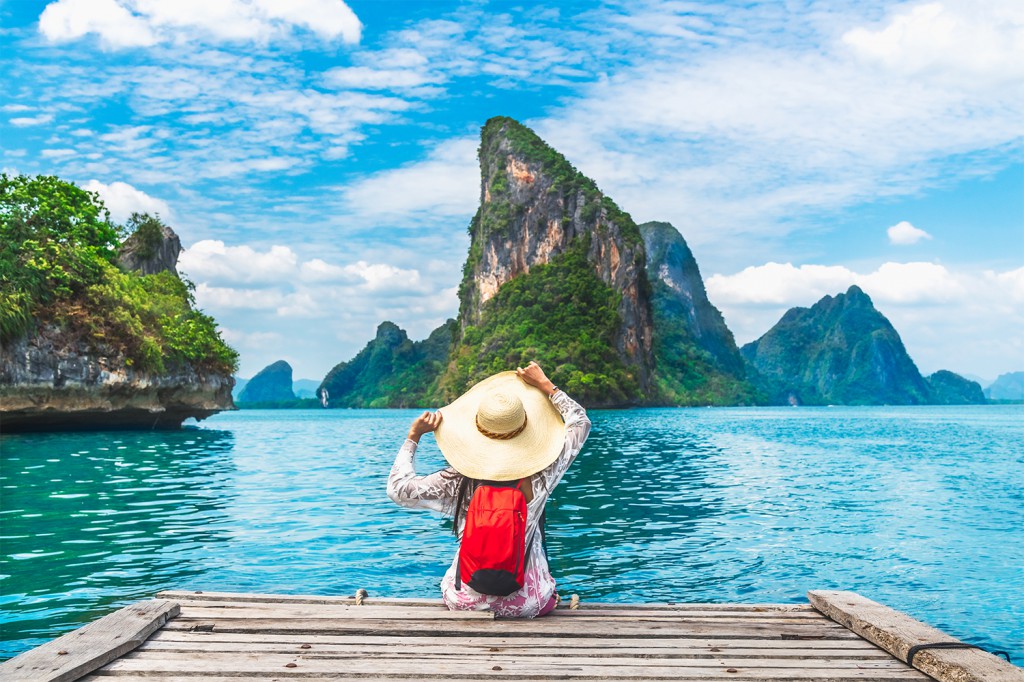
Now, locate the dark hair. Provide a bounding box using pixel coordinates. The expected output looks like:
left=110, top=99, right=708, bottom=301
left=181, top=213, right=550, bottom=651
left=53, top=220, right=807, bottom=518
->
left=450, top=474, right=477, bottom=535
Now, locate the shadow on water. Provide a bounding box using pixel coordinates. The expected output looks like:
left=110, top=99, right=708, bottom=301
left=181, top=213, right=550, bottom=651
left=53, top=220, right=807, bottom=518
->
left=0, top=428, right=235, bottom=658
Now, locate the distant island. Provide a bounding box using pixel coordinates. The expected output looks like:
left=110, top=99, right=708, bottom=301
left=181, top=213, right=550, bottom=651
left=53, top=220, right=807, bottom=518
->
left=0, top=174, right=237, bottom=431
left=238, top=117, right=993, bottom=410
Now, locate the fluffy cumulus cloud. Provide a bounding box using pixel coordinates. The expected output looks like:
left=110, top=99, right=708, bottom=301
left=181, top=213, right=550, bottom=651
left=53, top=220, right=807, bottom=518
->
left=706, top=261, right=1023, bottom=378
left=340, top=138, right=479, bottom=221
left=38, top=0, right=361, bottom=48
left=842, top=1, right=1024, bottom=84
left=177, top=239, right=456, bottom=378
left=178, top=240, right=299, bottom=286
left=83, top=179, right=171, bottom=223
left=887, top=220, right=932, bottom=245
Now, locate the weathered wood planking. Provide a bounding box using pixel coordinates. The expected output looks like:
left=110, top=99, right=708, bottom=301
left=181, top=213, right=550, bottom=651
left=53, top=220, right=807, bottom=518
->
left=13, top=591, right=1013, bottom=681
left=0, top=599, right=178, bottom=682
left=810, top=591, right=1023, bottom=682
left=77, top=596, right=928, bottom=681
left=157, top=589, right=815, bottom=611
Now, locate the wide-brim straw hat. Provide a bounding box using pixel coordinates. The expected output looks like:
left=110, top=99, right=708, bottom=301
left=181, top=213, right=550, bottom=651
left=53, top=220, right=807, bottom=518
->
left=435, top=371, right=566, bottom=481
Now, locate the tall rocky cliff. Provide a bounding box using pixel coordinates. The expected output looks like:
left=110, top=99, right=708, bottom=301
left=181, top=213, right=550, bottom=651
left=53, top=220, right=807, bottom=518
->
left=640, top=221, right=756, bottom=404
left=439, top=117, right=654, bottom=406
left=740, top=286, right=932, bottom=405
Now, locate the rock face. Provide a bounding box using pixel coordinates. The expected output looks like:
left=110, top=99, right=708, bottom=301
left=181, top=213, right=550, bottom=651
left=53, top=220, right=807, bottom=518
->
left=320, top=320, right=455, bottom=408
left=925, top=370, right=986, bottom=405
left=640, top=221, right=756, bottom=404
left=1, top=324, right=232, bottom=431
left=238, top=360, right=295, bottom=404
left=741, top=286, right=932, bottom=405
left=117, top=223, right=182, bottom=276
left=1, top=222, right=234, bottom=432
left=440, top=117, right=654, bottom=406
left=985, top=371, right=1024, bottom=400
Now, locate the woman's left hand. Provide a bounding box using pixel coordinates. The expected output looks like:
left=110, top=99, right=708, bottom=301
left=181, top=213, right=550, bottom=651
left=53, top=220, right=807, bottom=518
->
left=407, top=411, right=443, bottom=443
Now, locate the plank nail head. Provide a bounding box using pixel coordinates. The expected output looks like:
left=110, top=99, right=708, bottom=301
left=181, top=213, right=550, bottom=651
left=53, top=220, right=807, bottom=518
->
left=285, top=662, right=297, bottom=668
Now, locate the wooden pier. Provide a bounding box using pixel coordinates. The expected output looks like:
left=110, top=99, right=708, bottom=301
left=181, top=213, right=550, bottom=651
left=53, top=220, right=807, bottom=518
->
left=2, top=590, right=1020, bottom=681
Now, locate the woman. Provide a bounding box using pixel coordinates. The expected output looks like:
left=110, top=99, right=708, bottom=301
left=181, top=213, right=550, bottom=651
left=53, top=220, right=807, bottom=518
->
left=387, top=361, right=591, bottom=617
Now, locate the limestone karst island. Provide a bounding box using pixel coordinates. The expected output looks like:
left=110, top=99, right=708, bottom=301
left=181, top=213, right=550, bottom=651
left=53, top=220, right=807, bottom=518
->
left=0, top=118, right=996, bottom=430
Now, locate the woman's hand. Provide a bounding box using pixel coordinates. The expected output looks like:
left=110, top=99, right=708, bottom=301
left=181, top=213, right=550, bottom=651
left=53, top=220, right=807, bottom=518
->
left=516, top=361, right=557, bottom=396
left=407, top=411, right=442, bottom=443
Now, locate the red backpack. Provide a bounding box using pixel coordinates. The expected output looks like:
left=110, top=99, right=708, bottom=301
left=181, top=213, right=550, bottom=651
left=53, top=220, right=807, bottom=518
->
left=455, top=480, right=528, bottom=596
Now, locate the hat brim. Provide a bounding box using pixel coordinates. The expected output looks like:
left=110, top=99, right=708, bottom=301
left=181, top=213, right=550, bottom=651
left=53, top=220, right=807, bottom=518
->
left=435, top=371, right=565, bottom=481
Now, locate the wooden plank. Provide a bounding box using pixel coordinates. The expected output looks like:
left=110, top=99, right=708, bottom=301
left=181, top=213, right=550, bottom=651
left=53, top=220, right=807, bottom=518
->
left=99, top=654, right=932, bottom=679
left=83, top=671, right=921, bottom=675
left=137, top=639, right=895, bottom=658
left=0, top=599, right=178, bottom=682
left=148, top=630, right=887, bottom=650
left=175, top=605, right=822, bottom=624
left=112, top=651, right=922, bottom=671
left=809, top=591, right=1023, bottom=682
left=156, top=590, right=812, bottom=612
left=177, top=604, right=495, bottom=620
left=156, top=590, right=446, bottom=606
left=161, top=616, right=859, bottom=639
left=168, top=600, right=824, bottom=620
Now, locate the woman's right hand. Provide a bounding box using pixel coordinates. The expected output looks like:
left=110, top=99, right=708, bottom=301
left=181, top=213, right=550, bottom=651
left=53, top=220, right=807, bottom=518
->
left=516, top=361, right=557, bottom=396
left=407, top=411, right=442, bottom=443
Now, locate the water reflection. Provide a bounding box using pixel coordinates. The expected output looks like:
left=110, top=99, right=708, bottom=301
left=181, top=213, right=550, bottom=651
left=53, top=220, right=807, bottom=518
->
left=0, top=428, right=235, bottom=656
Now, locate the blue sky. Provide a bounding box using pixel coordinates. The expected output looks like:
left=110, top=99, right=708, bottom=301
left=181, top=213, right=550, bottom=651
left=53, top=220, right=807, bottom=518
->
left=2, top=0, right=1022, bottom=384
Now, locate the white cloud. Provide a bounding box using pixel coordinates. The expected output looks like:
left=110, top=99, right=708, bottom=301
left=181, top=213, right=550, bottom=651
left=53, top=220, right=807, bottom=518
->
left=9, top=114, right=55, bottom=127
left=887, top=220, right=933, bottom=245
left=38, top=0, right=361, bottom=48
left=40, top=148, right=76, bottom=158
left=39, top=0, right=158, bottom=48
left=341, top=138, right=479, bottom=220
left=324, top=66, right=434, bottom=91
left=83, top=179, right=171, bottom=223
left=842, top=1, right=1024, bottom=85
left=179, top=240, right=299, bottom=285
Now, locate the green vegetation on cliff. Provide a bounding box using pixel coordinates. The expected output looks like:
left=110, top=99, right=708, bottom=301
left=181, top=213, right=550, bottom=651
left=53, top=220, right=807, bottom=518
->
left=238, top=360, right=296, bottom=405
left=741, top=286, right=931, bottom=405
left=640, top=222, right=758, bottom=405
left=0, top=174, right=237, bottom=375
left=479, top=116, right=642, bottom=247
left=925, top=370, right=986, bottom=405
left=443, top=244, right=641, bottom=406
left=320, top=320, right=455, bottom=408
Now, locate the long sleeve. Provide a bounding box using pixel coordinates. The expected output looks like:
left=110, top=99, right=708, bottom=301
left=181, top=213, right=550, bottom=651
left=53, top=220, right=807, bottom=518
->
left=386, top=438, right=460, bottom=513
left=533, top=390, right=591, bottom=496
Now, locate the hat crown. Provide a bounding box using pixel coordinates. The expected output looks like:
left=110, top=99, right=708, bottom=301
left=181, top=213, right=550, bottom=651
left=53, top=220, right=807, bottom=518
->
left=476, top=391, right=526, bottom=436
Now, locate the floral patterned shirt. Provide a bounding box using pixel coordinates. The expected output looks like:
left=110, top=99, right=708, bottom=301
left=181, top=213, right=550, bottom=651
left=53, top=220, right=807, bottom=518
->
left=386, top=390, right=591, bottom=617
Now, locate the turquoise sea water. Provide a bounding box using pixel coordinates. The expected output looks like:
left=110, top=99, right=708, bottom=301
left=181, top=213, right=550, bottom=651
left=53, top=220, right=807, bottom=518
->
left=1, top=406, right=1022, bottom=661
